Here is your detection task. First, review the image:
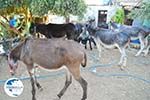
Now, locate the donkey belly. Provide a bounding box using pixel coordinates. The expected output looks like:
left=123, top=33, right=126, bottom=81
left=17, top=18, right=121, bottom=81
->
left=30, top=47, right=65, bottom=70
left=100, top=41, right=117, bottom=48
left=32, top=56, right=64, bottom=70
left=51, top=31, right=66, bottom=37
left=95, top=34, right=117, bottom=48
left=34, top=62, right=65, bottom=71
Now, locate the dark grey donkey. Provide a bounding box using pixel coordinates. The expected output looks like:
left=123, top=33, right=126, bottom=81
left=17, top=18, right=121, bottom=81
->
left=95, top=28, right=130, bottom=68
left=8, top=37, right=87, bottom=100
left=87, top=20, right=130, bottom=69
left=110, top=21, right=150, bottom=56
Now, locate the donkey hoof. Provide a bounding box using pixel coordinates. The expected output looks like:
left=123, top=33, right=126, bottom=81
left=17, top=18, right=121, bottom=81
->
left=135, top=54, right=139, bottom=56
left=144, top=54, right=147, bottom=57
left=53, top=96, right=60, bottom=100
left=81, top=98, right=86, bottom=100
left=81, top=96, right=87, bottom=100
left=39, top=87, right=43, bottom=91
left=120, top=66, right=124, bottom=71
left=117, top=64, right=125, bottom=71
left=143, top=53, right=148, bottom=57
left=32, top=97, right=36, bottom=100
left=117, top=63, right=122, bottom=67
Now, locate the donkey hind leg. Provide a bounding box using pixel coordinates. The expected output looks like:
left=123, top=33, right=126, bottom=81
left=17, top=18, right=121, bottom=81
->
left=95, top=39, right=102, bottom=58
left=57, top=70, right=72, bottom=99
left=117, top=47, right=127, bottom=69
left=77, top=77, right=88, bottom=100
left=68, top=64, right=87, bottom=100
left=96, top=44, right=101, bottom=58
left=27, top=65, right=37, bottom=100
left=143, top=37, right=149, bottom=56
left=33, top=67, right=43, bottom=91
left=143, top=44, right=150, bottom=56
left=135, top=35, right=145, bottom=56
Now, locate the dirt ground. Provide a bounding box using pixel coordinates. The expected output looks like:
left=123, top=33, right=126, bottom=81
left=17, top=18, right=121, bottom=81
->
left=0, top=47, right=150, bottom=100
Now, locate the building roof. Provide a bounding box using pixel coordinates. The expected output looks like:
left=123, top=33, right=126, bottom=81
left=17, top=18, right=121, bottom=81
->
left=85, top=0, right=112, bottom=6
left=119, top=0, right=142, bottom=6
left=84, top=0, right=142, bottom=6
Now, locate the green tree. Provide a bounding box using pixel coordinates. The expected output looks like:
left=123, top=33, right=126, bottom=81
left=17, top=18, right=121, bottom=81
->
left=0, top=0, right=87, bottom=40
left=112, top=7, right=125, bottom=24
left=128, top=0, right=150, bottom=20
left=0, top=0, right=87, bottom=21
left=128, top=0, right=150, bottom=28
left=29, top=0, right=55, bottom=16
left=0, top=0, right=31, bottom=15
left=29, top=0, right=87, bottom=22
left=51, top=0, right=87, bottom=22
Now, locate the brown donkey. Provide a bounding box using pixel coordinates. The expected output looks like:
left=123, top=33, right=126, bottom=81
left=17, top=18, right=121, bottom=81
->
left=8, top=37, right=87, bottom=100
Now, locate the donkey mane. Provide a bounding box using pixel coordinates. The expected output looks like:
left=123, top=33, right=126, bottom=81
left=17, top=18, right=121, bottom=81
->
left=9, top=39, right=27, bottom=60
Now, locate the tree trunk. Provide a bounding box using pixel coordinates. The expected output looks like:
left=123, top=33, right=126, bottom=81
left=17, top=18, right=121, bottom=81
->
left=65, top=16, right=70, bottom=23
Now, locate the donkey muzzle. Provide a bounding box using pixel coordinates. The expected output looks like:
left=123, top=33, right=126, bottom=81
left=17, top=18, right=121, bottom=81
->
left=9, top=70, right=15, bottom=76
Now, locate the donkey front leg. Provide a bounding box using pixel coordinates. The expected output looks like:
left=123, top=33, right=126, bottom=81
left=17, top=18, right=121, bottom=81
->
left=26, top=64, right=37, bottom=100
left=34, top=76, right=42, bottom=91
left=88, top=38, right=92, bottom=50
left=117, top=47, right=127, bottom=69
left=33, top=67, right=43, bottom=91
left=31, top=76, right=36, bottom=100
left=90, top=36, right=96, bottom=47
left=121, top=48, right=127, bottom=67
left=85, top=43, right=87, bottom=49
left=57, top=70, right=72, bottom=99
left=28, top=71, right=36, bottom=100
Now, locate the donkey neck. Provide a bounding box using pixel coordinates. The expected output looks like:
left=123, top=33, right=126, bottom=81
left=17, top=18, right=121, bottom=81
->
left=10, top=41, right=26, bottom=61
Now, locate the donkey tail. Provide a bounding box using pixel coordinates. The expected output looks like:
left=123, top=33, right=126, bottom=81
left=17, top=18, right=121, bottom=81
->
left=81, top=52, right=87, bottom=67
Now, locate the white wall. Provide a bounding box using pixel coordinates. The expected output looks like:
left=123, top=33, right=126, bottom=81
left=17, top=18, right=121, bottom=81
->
left=0, top=45, right=5, bottom=54
left=47, top=14, right=65, bottom=24
left=47, top=14, right=79, bottom=24
left=85, top=5, right=120, bottom=26
left=46, top=1, right=121, bottom=25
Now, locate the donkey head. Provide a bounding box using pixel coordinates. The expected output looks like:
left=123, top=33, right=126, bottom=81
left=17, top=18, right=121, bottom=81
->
left=8, top=53, right=18, bottom=76
left=7, top=39, right=27, bottom=76
left=86, top=22, right=97, bottom=36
